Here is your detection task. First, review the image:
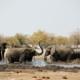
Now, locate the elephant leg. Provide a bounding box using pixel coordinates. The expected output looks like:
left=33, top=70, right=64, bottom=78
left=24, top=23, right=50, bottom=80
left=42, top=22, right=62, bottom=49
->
left=44, top=56, right=47, bottom=61
left=66, top=54, right=71, bottom=62
left=8, top=57, right=14, bottom=63
left=50, top=55, right=56, bottom=62
left=19, top=54, right=26, bottom=63
left=1, top=49, right=6, bottom=61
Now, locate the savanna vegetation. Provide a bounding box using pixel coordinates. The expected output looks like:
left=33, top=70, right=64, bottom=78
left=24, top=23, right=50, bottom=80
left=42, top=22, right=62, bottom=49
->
left=0, top=29, right=80, bottom=47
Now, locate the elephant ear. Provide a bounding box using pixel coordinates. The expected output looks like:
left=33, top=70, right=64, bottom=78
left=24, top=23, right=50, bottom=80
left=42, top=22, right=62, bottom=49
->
left=50, top=46, right=56, bottom=55
left=45, top=46, right=52, bottom=56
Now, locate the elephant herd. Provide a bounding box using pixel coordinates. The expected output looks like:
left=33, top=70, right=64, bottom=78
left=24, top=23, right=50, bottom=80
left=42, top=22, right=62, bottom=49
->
left=0, top=42, right=80, bottom=64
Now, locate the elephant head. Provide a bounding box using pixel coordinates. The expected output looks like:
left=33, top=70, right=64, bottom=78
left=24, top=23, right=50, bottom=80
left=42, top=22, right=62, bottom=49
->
left=44, top=45, right=55, bottom=61
left=4, top=42, right=44, bottom=63
left=44, top=46, right=51, bottom=61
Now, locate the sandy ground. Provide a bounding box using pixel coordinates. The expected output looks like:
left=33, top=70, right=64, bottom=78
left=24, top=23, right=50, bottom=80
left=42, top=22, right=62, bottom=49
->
left=0, top=68, right=80, bottom=80
left=0, top=55, right=80, bottom=80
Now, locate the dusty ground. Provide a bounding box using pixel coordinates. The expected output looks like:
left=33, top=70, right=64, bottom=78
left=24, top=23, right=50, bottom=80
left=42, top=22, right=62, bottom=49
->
left=0, top=64, right=80, bottom=80
left=0, top=69, right=80, bottom=80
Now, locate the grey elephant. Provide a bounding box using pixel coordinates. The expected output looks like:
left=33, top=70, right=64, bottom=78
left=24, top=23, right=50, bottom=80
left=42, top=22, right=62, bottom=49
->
left=4, top=42, right=43, bottom=63
left=44, top=45, right=76, bottom=62
left=0, top=43, right=7, bottom=61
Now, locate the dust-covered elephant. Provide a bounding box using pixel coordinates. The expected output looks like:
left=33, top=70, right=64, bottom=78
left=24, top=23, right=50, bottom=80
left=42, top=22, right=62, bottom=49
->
left=44, top=45, right=76, bottom=62
left=4, top=42, right=43, bottom=63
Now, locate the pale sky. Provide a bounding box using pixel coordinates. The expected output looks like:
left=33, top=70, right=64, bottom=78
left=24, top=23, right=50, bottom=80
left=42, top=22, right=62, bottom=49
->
left=0, top=0, right=80, bottom=36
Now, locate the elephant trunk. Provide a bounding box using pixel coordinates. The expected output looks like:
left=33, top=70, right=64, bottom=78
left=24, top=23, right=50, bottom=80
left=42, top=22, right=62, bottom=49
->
left=44, top=45, right=56, bottom=61
left=44, top=47, right=52, bottom=61
left=44, top=55, right=47, bottom=61
left=35, top=42, right=44, bottom=55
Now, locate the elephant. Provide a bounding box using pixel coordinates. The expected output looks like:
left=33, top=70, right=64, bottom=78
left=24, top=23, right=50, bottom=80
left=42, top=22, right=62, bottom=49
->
left=0, top=45, right=2, bottom=61
left=44, top=45, right=79, bottom=62
left=4, top=42, right=44, bottom=63
left=0, top=43, right=7, bottom=61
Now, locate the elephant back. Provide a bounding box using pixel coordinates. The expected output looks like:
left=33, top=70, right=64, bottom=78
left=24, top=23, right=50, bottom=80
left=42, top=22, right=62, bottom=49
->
left=54, top=46, right=73, bottom=54
left=4, top=48, right=27, bottom=59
